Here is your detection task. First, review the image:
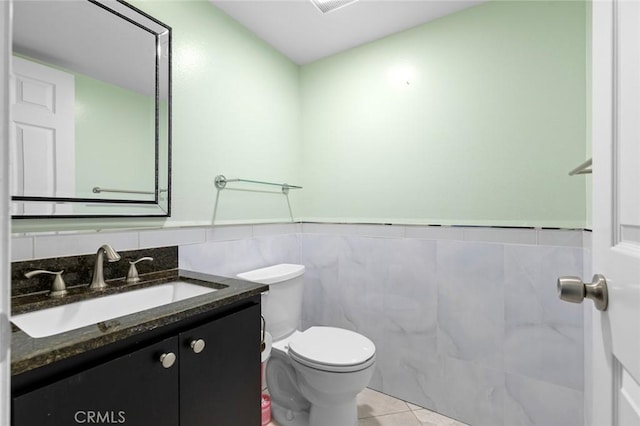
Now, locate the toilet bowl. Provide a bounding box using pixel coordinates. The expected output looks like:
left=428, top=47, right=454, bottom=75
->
left=237, top=264, right=376, bottom=426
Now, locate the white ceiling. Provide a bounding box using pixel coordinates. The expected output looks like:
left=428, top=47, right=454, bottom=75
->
left=13, top=0, right=167, bottom=97
left=211, top=0, right=485, bottom=65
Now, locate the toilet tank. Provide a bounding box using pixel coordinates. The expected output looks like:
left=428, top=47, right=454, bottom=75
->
left=237, top=264, right=305, bottom=341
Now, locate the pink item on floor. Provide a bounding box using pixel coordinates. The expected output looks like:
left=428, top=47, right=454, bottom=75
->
left=261, top=393, right=272, bottom=425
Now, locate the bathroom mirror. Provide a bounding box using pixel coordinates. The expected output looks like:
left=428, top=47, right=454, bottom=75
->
left=10, top=0, right=171, bottom=218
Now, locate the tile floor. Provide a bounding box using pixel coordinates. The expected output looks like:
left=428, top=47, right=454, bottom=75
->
left=267, top=387, right=468, bottom=426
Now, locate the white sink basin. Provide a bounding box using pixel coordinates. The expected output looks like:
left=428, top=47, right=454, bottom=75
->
left=12, top=281, right=217, bottom=338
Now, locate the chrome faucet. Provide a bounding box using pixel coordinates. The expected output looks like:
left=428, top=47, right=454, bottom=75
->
left=89, top=244, right=121, bottom=290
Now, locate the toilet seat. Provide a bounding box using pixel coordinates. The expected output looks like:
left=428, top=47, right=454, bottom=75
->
left=288, top=326, right=376, bottom=373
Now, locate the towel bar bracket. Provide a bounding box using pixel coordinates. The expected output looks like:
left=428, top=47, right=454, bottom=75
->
left=568, top=158, right=592, bottom=176
left=214, top=175, right=228, bottom=190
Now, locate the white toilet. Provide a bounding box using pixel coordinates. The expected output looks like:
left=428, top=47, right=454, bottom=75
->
left=237, top=264, right=376, bottom=426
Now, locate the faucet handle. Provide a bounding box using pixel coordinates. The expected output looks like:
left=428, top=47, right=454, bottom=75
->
left=126, top=257, right=154, bottom=283
left=25, top=270, right=67, bottom=298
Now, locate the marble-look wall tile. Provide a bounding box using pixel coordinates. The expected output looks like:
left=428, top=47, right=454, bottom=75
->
left=504, top=245, right=583, bottom=390
left=404, top=226, right=464, bottom=241
left=308, top=235, right=369, bottom=332
left=354, top=225, right=406, bottom=238
left=300, top=235, right=387, bottom=340
left=301, top=223, right=363, bottom=236
left=437, top=240, right=505, bottom=370
left=11, top=236, right=33, bottom=261
left=463, top=227, right=537, bottom=245
left=206, top=225, right=253, bottom=242
left=372, top=358, right=443, bottom=416
left=582, top=231, right=592, bottom=251
left=436, top=357, right=506, bottom=426
left=537, top=229, right=583, bottom=248
left=358, top=238, right=438, bottom=403
left=138, top=227, right=205, bottom=248
left=503, top=324, right=583, bottom=391
left=582, top=238, right=593, bottom=281
left=252, top=223, right=301, bottom=237
left=255, top=234, right=301, bottom=267
left=300, top=230, right=584, bottom=426
left=179, top=234, right=300, bottom=279
left=301, top=234, right=439, bottom=410
left=33, top=231, right=139, bottom=259
left=504, top=373, right=583, bottom=426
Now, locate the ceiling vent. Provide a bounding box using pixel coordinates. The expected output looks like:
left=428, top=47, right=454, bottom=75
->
left=310, top=0, right=359, bottom=14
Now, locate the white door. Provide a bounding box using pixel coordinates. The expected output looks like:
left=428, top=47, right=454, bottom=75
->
left=10, top=56, right=75, bottom=215
left=589, top=0, right=640, bottom=425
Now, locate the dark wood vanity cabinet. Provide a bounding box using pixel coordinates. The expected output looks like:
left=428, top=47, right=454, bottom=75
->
left=179, top=303, right=261, bottom=426
left=12, top=303, right=261, bottom=426
left=13, top=336, right=180, bottom=426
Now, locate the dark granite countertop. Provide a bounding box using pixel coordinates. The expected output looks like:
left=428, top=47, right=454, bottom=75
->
left=11, top=269, right=267, bottom=376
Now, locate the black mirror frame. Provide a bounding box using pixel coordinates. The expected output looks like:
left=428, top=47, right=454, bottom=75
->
left=11, top=0, right=171, bottom=219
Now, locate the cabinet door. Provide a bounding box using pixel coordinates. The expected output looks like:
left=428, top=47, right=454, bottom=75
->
left=13, top=336, right=179, bottom=426
left=179, top=304, right=261, bottom=426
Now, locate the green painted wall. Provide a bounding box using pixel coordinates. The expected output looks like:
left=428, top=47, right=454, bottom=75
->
left=74, top=73, right=156, bottom=200
left=12, top=0, right=302, bottom=231
left=300, top=1, right=588, bottom=228
left=137, top=0, right=302, bottom=227
left=12, top=0, right=590, bottom=232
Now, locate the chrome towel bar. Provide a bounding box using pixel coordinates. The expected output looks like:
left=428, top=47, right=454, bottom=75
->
left=93, top=187, right=154, bottom=195
left=214, top=175, right=302, bottom=195
left=92, top=187, right=167, bottom=195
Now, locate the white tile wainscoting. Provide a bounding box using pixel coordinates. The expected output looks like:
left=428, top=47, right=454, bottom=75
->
left=12, top=223, right=589, bottom=426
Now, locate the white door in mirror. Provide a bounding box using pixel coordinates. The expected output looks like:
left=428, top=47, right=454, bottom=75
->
left=10, top=56, right=75, bottom=214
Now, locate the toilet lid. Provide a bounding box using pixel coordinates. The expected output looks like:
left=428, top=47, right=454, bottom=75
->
left=288, top=327, right=376, bottom=372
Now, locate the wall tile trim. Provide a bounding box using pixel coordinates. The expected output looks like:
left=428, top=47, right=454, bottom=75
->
left=11, top=223, right=587, bottom=262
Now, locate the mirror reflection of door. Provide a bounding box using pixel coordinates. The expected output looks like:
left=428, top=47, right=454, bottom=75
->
left=10, top=56, right=75, bottom=215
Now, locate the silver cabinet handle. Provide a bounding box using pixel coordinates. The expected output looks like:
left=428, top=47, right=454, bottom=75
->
left=557, top=274, right=608, bottom=311
left=160, top=352, right=176, bottom=368
left=190, top=339, right=206, bottom=354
